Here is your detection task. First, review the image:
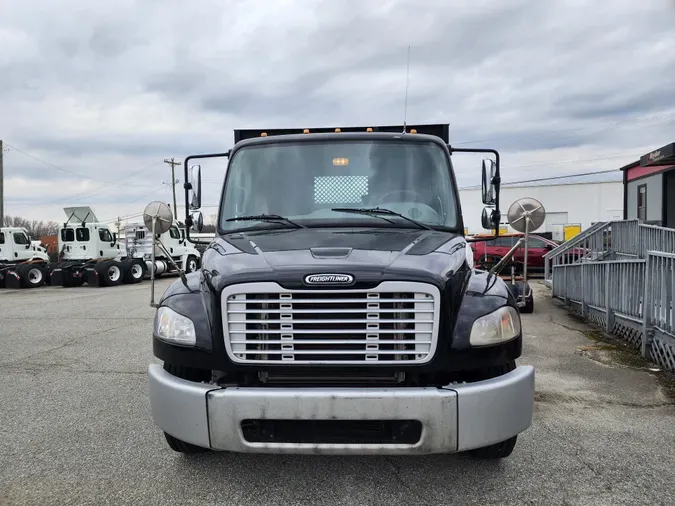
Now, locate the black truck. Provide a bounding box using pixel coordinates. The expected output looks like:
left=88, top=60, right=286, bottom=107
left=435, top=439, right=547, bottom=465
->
left=147, top=123, right=535, bottom=459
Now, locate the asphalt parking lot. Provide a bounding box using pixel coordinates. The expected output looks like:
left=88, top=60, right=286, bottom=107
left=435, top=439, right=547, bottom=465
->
left=1, top=280, right=674, bottom=506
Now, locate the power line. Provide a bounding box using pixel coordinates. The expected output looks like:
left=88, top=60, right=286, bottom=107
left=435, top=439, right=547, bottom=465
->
left=501, top=152, right=643, bottom=170
left=452, top=113, right=675, bottom=146
left=7, top=160, right=164, bottom=210
left=98, top=185, right=169, bottom=224
left=2, top=142, right=104, bottom=181
left=57, top=161, right=164, bottom=204
left=459, top=168, right=621, bottom=190
left=3, top=141, right=167, bottom=205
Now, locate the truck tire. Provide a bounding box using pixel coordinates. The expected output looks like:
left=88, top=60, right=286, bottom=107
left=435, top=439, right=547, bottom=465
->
left=96, top=260, right=123, bottom=287
left=164, top=433, right=210, bottom=454
left=162, top=363, right=212, bottom=454
left=469, top=436, right=518, bottom=459
left=185, top=255, right=199, bottom=274
left=122, top=259, right=145, bottom=284
left=468, top=360, right=519, bottom=459
left=520, top=296, right=534, bottom=314
left=18, top=264, right=46, bottom=288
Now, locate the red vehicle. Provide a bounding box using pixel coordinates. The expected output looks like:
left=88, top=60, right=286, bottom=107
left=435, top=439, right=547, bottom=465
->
left=470, top=233, right=557, bottom=273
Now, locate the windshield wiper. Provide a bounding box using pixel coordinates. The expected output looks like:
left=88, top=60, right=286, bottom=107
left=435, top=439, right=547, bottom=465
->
left=331, top=207, right=433, bottom=230
left=225, top=214, right=306, bottom=229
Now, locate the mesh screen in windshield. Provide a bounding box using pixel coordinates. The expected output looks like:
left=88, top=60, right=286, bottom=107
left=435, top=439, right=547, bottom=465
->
left=314, top=175, right=369, bottom=204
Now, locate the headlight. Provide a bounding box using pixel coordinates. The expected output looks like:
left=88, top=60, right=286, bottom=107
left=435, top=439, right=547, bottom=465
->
left=469, top=306, right=521, bottom=346
left=154, top=306, right=196, bottom=346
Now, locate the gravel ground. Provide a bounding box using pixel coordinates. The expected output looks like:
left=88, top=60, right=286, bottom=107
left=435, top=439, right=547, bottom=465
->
left=1, top=279, right=674, bottom=506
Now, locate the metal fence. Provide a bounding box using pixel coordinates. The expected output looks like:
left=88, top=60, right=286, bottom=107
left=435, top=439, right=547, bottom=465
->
left=551, top=252, right=675, bottom=372
left=544, top=220, right=675, bottom=283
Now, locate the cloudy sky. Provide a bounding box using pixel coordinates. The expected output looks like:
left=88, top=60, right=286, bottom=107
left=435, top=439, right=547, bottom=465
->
left=2, top=0, right=675, bottom=226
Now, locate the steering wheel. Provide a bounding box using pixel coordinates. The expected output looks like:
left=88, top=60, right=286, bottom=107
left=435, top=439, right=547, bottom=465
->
left=372, top=190, right=426, bottom=205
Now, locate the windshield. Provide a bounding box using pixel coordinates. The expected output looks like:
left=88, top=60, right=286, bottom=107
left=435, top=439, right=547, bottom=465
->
left=219, top=139, right=458, bottom=232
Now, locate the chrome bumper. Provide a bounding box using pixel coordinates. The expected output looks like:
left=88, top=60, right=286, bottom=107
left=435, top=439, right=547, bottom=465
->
left=147, top=364, right=535, bottom=455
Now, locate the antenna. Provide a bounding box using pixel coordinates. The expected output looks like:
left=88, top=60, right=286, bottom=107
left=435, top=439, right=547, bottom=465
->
left=403, top=45, right=411, bottom=133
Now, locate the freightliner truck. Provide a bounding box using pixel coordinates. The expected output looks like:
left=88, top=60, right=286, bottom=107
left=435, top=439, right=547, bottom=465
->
left=147, top=123, right=535, bottom=459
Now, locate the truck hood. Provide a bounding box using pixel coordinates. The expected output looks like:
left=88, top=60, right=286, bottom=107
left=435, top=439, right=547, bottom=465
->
left=201, top=227, right=471, bottom=291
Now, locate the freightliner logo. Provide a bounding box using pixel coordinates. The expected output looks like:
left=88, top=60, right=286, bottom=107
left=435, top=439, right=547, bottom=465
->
left=304, top=274, right=355, bottom=285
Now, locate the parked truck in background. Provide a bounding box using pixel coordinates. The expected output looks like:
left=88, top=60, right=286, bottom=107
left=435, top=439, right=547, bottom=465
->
left=123, top=221, right=201, bottom=278
left=2, top=206, right=201, bottom=289
left=146, top=123, right=535, bottom=459
left=52, top=206, right=201, bottom=287
left=0, top=226, right=51, bottom=288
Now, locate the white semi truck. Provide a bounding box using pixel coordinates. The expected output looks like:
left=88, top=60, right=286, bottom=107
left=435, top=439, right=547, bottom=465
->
left=123, top=221, right=201, bottom=278
left=2, top=206, right=201, bottom=289
left=0, top=227, right=51, bottom=288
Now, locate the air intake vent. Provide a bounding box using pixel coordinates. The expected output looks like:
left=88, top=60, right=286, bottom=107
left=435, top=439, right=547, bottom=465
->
left=222, top=281, right=440, bottom=365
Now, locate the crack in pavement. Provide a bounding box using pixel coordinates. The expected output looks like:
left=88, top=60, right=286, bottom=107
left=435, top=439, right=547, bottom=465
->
left=547, top=314, right=591, bottom=335
left=535, top=391, right=674, bottom=409
left=384, top=456, right=432, bottom=503
left=537, top=418, right=608, bottom=486
left=0, top=365, right=147, bottom=375
left=0, top=320, right=142, bottom=367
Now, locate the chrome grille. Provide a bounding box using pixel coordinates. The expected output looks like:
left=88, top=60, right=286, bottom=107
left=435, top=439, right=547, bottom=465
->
left=222, top=281, right=440, bottom=365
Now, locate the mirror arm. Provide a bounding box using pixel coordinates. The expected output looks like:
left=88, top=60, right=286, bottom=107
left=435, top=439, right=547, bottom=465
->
left=183, top=151, right=231, bottom=246
left=449, top=145, right=502, bottom=239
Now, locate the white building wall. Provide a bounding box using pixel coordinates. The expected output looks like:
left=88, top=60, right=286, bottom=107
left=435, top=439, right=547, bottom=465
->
left=459, top=181, right=624, bottom=235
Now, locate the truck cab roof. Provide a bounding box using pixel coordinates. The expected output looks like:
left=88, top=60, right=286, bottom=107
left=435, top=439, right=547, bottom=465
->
left=233, top=130, right=449, bottom=151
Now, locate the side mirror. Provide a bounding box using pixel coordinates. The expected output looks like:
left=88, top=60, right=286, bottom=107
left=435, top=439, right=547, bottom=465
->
left=25, top=244, right=31, bottom=249
left=481, top=207, right=500, bottom=230
left=189, top=165, right=202, bottom=210
left=112, top=232, right=117, bottom=243
left=545, top=244, right=553, bottom=251
left=481, top=159, right=497, bottom=206
left=191, top=211, right=204, bottom=232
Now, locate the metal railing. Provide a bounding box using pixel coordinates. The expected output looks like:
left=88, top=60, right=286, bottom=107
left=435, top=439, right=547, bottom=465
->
left=544, top=221, right=611, bottom=282
left=551, top=251, right=675, bottom=372
left=544, top=220, right=675, bottom=283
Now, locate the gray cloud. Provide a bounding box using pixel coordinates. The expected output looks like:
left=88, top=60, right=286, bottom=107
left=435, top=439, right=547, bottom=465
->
left=1, top=0, right=675, bottom=222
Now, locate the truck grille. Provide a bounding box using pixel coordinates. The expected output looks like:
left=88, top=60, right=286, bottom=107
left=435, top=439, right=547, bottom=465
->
left=222, top=281, right=440, bottom=365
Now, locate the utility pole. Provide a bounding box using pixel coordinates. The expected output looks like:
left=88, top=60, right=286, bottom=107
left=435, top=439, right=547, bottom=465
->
left=0, top=139, right=4, bottom=228
left=163, top=157, right=180, bottom=215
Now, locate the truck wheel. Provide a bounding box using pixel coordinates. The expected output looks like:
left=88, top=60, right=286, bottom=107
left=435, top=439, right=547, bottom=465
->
left=469, top=436, right=518, bottom=459
left=163, top=433, right=210, bottom=454
left=185, top=255, right=199, bottom=273
left=122, top=259, right=145, bottom=284
left=162, top=363, right=212, bottom=454
left=18, top=264, right=46, bottom=288
left=96, top=260, right=123, bottom=287
left=520, top=296, right=534, bottom=314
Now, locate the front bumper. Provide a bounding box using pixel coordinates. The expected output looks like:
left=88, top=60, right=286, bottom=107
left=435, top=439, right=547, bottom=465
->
left=147, top=364, right=535, bottom=455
